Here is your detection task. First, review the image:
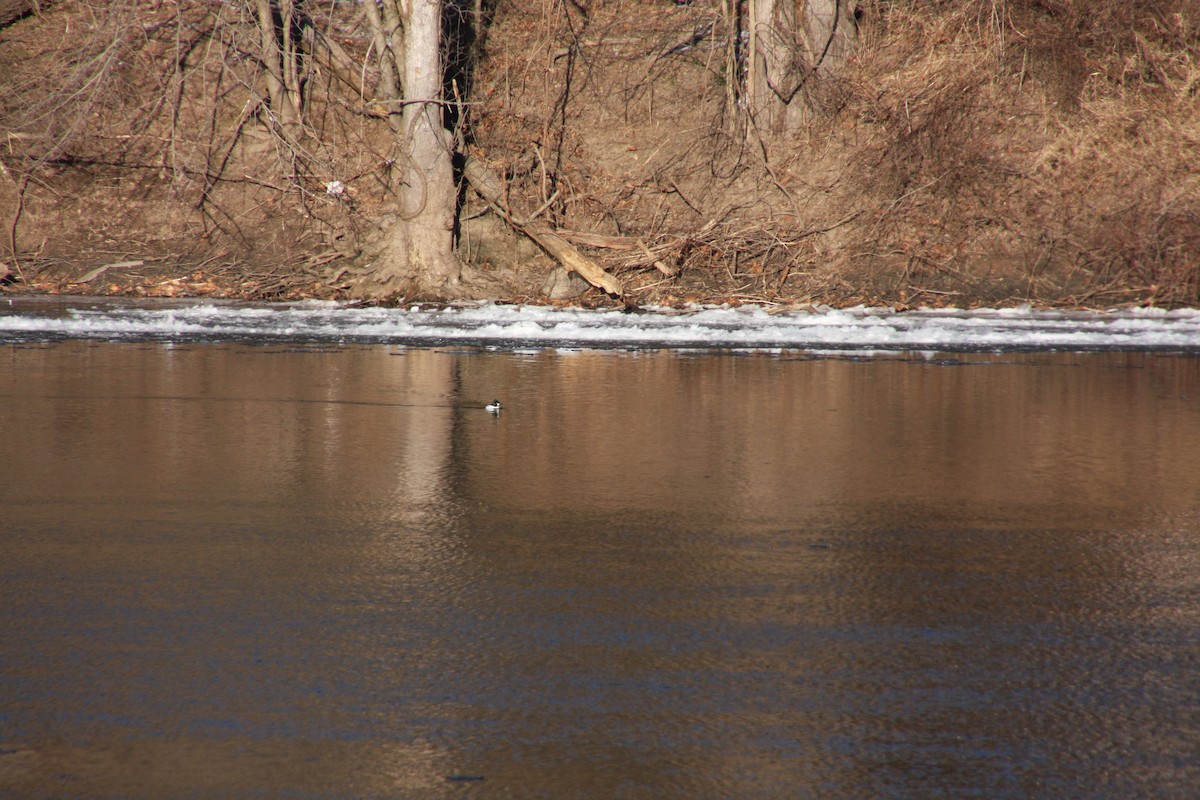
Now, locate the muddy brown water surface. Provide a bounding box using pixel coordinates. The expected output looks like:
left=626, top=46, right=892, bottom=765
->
left=3, top=341, right=1200, bottom=798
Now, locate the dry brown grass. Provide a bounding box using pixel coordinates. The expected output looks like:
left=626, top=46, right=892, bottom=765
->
left=829, top=0, right=1200, bottom=306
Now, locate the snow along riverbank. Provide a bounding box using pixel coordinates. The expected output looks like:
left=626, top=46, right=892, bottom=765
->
left=3, top=297, right=1200, bottom=352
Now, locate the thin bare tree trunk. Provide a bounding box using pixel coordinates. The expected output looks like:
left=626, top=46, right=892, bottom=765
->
left=720, top=0, right=743, bottom=133
left=279, top=0, right=305, bottom=116
left=253, top=0, right=302, bottom=129
left=361, top=0, right=403, bottom=132
left=380, top=0, right=405, bottom=69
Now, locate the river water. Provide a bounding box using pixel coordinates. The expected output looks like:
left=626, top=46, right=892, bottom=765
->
left=3, top=301, right=1200, bottom=798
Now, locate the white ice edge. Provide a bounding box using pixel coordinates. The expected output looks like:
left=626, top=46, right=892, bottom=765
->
left=2, top=300, right=1200, bottom=351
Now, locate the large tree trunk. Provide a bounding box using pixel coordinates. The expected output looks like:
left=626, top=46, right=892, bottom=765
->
left=363, top=0, right=462, bottom=299
left=746, top=0, right=857, bottom=138
left=804, top=0, right=856, bottom=77
left=253, top=0, right=303, bottom=130
left=747, top=0, right=803, bottom=137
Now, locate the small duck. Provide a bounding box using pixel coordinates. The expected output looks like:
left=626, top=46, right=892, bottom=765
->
left=485, top=399, right=502, bottom=413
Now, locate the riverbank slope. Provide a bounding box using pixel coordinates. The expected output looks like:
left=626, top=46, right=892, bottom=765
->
left=2, top=1, right=1197, bottom=308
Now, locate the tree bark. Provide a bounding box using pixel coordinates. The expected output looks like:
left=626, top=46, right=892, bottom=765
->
left=747, top=0, right=803, bottom=136
left=365, top=0, right=462, bottom=297
left=746, top=0, right=857, bottom=137
left=803, top=0, right=856, bottom=78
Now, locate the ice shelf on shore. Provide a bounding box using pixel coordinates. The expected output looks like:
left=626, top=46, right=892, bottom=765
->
left=3, top=297, right=1200, bottom=352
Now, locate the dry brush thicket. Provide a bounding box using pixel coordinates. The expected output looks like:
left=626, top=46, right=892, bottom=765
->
left=1, top=0, right=1197, bottom=306
left=0, top=0, right=398, bottom=293
left=840, top=0, right=1200, bottom=307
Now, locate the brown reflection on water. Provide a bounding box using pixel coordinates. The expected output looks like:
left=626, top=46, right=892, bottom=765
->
left=7, top=343, right=1199, bottom=529
left=460, top=350, right=1200, bottom=527
left=2, top=342, right=1199, bottom=798
left=5, top=343, right=462, bottom=526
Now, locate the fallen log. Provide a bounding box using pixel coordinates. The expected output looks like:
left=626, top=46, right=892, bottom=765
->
left=462, top=157, right=623, bottom=297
